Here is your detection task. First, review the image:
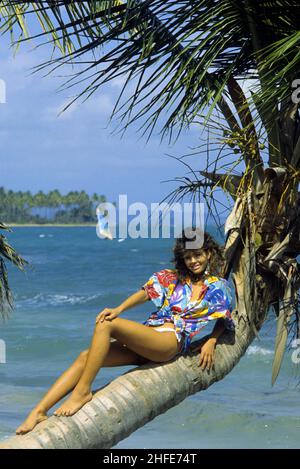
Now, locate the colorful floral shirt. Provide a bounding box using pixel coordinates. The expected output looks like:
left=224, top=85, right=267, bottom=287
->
left=141, top=269, right=234, bottom=354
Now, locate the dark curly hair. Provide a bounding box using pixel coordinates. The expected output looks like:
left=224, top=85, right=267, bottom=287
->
left=171, top=228, right=225, bottom=283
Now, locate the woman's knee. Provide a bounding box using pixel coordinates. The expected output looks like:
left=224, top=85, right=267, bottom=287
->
left=94, top=318, right=114, bottom=333
left=78, top=349, right=89, bottom=363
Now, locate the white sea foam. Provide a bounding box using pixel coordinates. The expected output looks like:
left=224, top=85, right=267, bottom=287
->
left=16, top=293, right=101, bottom=307
left=20, top=254, right=47, bottom=264
left=246, top=345, right=273, bottom=356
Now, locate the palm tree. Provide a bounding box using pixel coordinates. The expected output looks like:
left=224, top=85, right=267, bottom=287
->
left=23, top=190, right=34, bottom=220
left=0, top=0, right=300, bottom=448
left=0, top=185, right=27, bottom=319
left=48, top=189, right=62, bottom=220
left=92, top=193, right=106, bottom=212
left=0, top=221, right=27, bottom=320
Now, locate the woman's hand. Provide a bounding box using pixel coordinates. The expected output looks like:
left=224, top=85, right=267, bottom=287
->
left=96, top=307, right=122, bottom=323
left=198, top=337, right=217, bottom=370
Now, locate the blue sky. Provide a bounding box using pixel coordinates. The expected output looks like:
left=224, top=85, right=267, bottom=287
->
left=0, top=27, right=234, bottom=223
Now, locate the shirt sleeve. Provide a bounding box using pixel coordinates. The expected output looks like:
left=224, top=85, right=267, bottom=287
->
left=206, top=278, right=235, bottom=330
left=141, top=272, right=166, bottom=310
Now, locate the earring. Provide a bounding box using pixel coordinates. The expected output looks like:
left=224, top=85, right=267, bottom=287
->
left=205, top=263, right=211, bottom=275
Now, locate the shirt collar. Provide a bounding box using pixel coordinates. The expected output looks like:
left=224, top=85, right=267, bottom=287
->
left=182, top=274, right=216, bottom=288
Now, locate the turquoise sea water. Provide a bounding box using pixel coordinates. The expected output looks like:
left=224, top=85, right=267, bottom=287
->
left=0, top=227, right=299, bottom=448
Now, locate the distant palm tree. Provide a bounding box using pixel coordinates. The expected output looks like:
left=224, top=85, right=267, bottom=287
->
left=48, top=189, right=62, bottom=219
left=1, top=0, right=300, bottom=448
left=91, top=193, right=106, bottom=211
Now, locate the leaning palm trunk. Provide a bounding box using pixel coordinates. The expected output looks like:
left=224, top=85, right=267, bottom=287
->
left=0, top=171, right=297, bottom=449
left=0, top=325, right=257, bottom=449
left=1, top=155, right=298, bottom=450
left=0, top=236, right=271, bottom=449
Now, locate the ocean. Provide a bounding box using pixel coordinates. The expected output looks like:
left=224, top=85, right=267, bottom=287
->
left=0, top=227, right=299, bottom=448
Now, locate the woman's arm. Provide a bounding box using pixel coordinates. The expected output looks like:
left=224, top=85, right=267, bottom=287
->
left=208, top=317, right=226, bottom=344
left=96, top=289, right=149, bottom=323
left=198, top=318, right=226, bottom=370
left=118, top=289, right=150, bottom=314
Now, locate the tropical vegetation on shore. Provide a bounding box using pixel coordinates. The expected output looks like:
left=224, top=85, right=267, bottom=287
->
left=0, top=187, right=107, bottom=224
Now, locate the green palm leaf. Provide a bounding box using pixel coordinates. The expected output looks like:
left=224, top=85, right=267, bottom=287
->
left=1, top=0, right=298, bottom=166
left=0, top=224, right=28, bottom=319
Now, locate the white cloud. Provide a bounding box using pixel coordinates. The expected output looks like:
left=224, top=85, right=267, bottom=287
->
left=43, top=93, right=114, bottom=121
left=0, top=46, right=45, bottom=93
left=83, top=94, right=113, bottom=115
left=43, top=98, right=79, bottom=121
left=110, top=75, right=128, bottom=88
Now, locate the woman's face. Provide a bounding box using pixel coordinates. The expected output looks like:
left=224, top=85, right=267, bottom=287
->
left=182, top=249, right=211, bottom=276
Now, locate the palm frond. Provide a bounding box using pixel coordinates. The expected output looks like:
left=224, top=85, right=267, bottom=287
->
left=0, top=224, right=28, bottom=319
left=2, top=1, right=299, bottom=170
left=0, top=1, right=259, bottom=140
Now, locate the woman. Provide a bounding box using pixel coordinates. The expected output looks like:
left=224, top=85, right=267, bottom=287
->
left=16, top=229, right=234, bottom=435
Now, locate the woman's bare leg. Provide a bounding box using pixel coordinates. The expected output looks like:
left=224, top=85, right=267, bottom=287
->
left=15, top=340, right=147, bottom=435
left=55, top=318, right=179, bottom=417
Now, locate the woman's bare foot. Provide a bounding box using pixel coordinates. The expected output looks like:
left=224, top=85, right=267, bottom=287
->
left=16, top=408, right=48, bottom=435
left=54, top=389, right=92, bottom=417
